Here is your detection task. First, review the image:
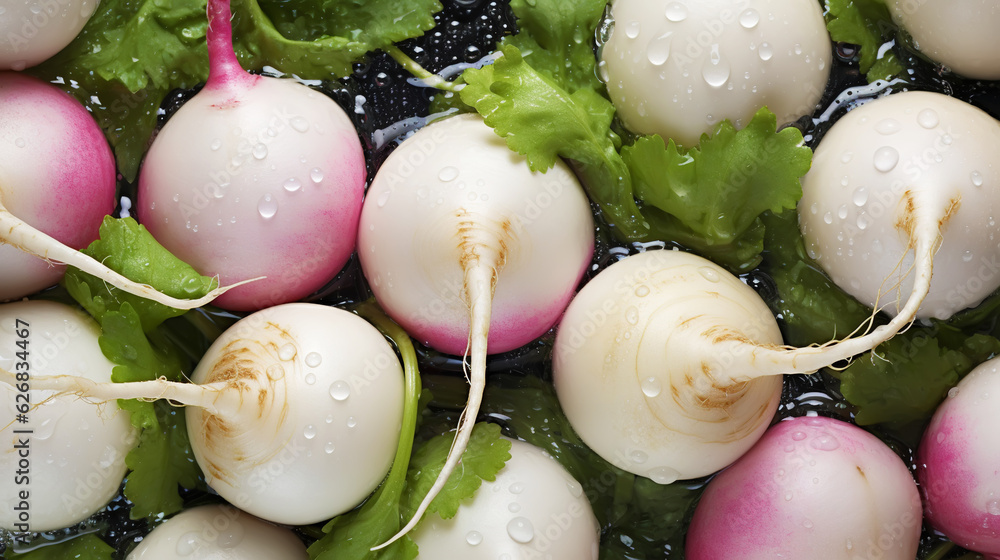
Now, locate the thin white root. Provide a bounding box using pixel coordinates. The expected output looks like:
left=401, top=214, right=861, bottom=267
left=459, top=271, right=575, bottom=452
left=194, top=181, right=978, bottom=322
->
left=0, top=366, right=228, bottom=415
left=372, top=260, right=496, bottom=550
left=0, top=204, right=262, bottom=310
left=728, top=214, right=940, bottom=382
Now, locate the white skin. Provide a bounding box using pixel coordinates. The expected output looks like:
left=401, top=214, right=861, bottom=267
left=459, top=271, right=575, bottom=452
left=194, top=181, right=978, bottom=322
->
left=799, top=91, right=1000, bottom=320
left=359, top=114, right=595, bottom=548
left=888, top=0, right=1000, bottom=80
left=0, top=303, right=406, bottom=526
left=600, top=0, right=831, bottom=147
left=552, top=249, right=927, bottom=481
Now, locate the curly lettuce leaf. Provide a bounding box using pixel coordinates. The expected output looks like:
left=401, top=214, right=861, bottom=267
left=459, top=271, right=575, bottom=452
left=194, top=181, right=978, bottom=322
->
left=826, top=0, right=904, bottom=82
left=30, top=0, right=442, bottom=180
left=6, top=534, right=114, bottom=560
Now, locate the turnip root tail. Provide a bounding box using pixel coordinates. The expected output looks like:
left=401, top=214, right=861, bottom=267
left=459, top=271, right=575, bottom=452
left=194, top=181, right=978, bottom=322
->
left=723, top=202, right=940, bottom=383
left=0, top=200, right=258, bottom=309
left=0, top=365, right=232, bottom=415
left=373, top=220, right=503, bottom=550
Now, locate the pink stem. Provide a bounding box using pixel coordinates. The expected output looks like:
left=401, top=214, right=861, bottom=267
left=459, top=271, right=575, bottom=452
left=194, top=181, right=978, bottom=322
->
left=205, top=0, right=257, bottom=91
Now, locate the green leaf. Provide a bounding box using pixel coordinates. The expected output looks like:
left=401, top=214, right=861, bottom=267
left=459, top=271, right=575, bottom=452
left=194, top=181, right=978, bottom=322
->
left=6, top=533, right=115, bottom=560
left=459, top=44, right=649, bottom=240
left=838, top=330, right=1000, bottom=425
left=308, top=303, right=423, bottom=560
left=826, top=0, right=904, bottom=82
left=623, top=108, right=810, bottom=271
left=64, top=217, right=217, bottom=333
left=403, top=423, right=511, bottom=520
left=502, top=0, right=607, bottom=93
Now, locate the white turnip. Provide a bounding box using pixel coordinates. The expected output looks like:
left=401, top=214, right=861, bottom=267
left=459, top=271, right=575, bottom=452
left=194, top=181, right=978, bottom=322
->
left=552, top=250, right=921, bottom=481
left=126, top=504, right=308, bottom=559
left=888, top=0, right=1000, bottom=80
left=411, top=438, right=600, bottom=559
left=918, top=355, right=1000, bottom=558
left=359, top=113, right=595, bottom=546
left=136, top=0, right=367, bottom=311
left=0, top=0, right=99, bottom=70
left=686, top=416, right=921, bottom=559
left=1, top=303, right=406, bottom=526
left=800, top=91, right=1000, bottom=321
left=599, top=0, right=831, bottom=147
left=0, top=300, right=136, bottom=533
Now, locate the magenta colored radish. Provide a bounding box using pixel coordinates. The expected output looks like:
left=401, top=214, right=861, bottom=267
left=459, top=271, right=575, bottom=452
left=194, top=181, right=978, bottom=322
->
left=919, top=357, right=1000, bottom=558
left=0, top=71, right=116, bottom=301
left=137, top=0, right=366, bottom=311
left=687, top=416, right=921, bottom=560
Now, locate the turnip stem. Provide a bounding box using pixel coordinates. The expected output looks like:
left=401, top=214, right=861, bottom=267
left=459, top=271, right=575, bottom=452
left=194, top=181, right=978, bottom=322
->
left=374, top=223, right=501, bottom=549
left=0, top=366, right=230, bottom=416
left=0, top=201, right=256, bottom=310
left=205, top=0, right=257, bottom=91
left=385, top=46, right=464, bottom=93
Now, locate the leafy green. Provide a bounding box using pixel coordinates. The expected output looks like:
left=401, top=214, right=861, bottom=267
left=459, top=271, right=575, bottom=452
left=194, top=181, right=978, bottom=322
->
left=30, top=0, right=443, bottom=180
left=64, top=217, right=217, bottom=333
left=6, top=534, right=114, bottom=560
left=624, top=110, right=810, bottom=271
left=65, top=218, right=215, bottom=519
left=838, top=329, right=1000, bottom=426
left=403, top=423, right=512, bottom=519
left=308, top=303, right=423, bottom=560
left=826, top=0, right=905, bottom=82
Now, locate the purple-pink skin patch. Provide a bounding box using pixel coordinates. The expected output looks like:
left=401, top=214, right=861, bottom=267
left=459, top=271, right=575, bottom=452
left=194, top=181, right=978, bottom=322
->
left=918, top=400, right=1000, bottom=556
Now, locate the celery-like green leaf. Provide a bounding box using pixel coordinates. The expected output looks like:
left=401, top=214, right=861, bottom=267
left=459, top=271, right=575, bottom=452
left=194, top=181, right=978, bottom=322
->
left=6, top=533, right=114, bottom=560
left=826, top=0, right=904, bottom=82
left=64, top=217, right=217, bottom=333
left=403, top=423, right=512, bottom=520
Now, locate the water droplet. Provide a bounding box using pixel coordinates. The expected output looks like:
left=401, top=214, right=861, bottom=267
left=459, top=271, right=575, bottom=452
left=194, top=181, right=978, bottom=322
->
left=739, top=8, right=759, bottom=29
left=325, top=442, right=336, bottom=454
left=838, top=205, right=848, bottom=220
left=279, top=344, right=297, bottom=361
left=625, top=21, right=641, bottom=39
left=972, top=171, right=985, bottom=187
left=508, top=502, right=521, bottom=513
left=625, top=306, right=640, bottom=325
left=305, top=373, right=317, bottom=385
left=875, top=118, right=901, bottom=135
left=936, top=431, right=946, bottom=443
left=634, top=285, right=650, bottom=297
left=14, top=138, right=25, bottom=148
left=305, top=352, right=323, bottom=367
left=702, top=45, right=730, bottom=87
left=284, top=178, right=302, bottom=192
left=804, top=519, right=814, bottom=529
left=466, top=530, right=484, bottom=546
left=857, top=214, right=870, bottom=230
left=325, top=414, right=334, bottom=424
left=758, top=42, right=773, bottom=61
left=506, top=517, right=535, bottom=544
left=630, top=450, right=649, bottom=464
left=291, top=117, right=309, bottom=132
left=841, top=151, right=853, bottom=164
left=873, top=146, right=899, bottom=173
left=852, top=187, right=868, bottom=207
left=792, top=431, right=807, bottom=441
left=439, top=166, right=459, bottom=182
left=823, top=212, right=833, bottom=225
left=310, top=168, right=324, bottom=183
left=647, top=33, right=673, bottom=66
left=347, top=416, right=357, bottom=428
left=784, top=493, right=793, bottom=501
left=330, top=380, right=351, bottom=401
left=665, top=2, right=687, bottom=22
left=942, top=134, right=953, bottom=145
left=810, top=434, right=840, bottom=451
left=567, top=480, right=584, bottom=498
left=252, top=143, right=268, bottom=160
left=648, top=466, right=680, bottom=485
left=698, top=266, right=720, bottom=282
left=641, top=377, right=662, bottom=398
left=509, top=482, right=525, bottom=495
left=597, top=60, right=610, bottom=82
left=376, top=190, right=391, bottom=207
left=963, top=250, right=975, bottom=262
left=917, top=109, right=939, bottom=129
left=948, top=387, right=960, bottom=398
left=266, top=364, right=285, bottom=380
left=175, top=532, right=200, bottom=556
left=258, top=194, right=278, bottom=219
left=304, top=425, right=317, bottom=439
